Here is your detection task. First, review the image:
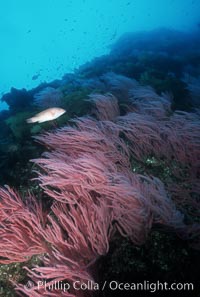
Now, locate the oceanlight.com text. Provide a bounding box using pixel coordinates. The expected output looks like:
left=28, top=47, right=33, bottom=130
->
left=24, top=280, right=194, bottom=293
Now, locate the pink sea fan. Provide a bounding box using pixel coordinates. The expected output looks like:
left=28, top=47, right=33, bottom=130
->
left=15, top=249, right=93, bottom=296
left=116, top=110, right=200, bottom=175
left=166, top=111, right=200, bottom=171
left=43, top=201, right=112, bottom=262
left=1, top=79, right=200, bottom=297
left=115, top=108, right=200, bottom=217
left=32, top=152, right=145, bottom=244
left=116, top=112, right=163, bottom=161
left=32, top=151, right=186, bottom=245
left=0, top=185, right=25, bottom=221
left=182, top=74, right=200, bottom=107
left=89, top=93, right=120, bottom=121
left=129, top=85, right=172, bottom=118
left=16, top=262, right=93, bottom=297
left=0, top=186, right=49, bottom=264
left=102, top=72, right=138, bottom=90
left=33, top=117, right=130, bottom=167
left=32, top=116, right=187, bottom=246
left=0, top=185, right=112, bottom=296
left=34, top=87, right=63, bottom=108
left=101, top=72, right=139, bottom=99
left=15, top=201, right=111, bottom=297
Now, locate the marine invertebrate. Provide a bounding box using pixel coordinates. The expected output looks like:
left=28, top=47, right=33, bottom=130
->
left=33, top=87, right=63, bottom=109
left=182, top=74, right=200, bottom=107
left=0, top=81, right=199, bottom=296
left=129, top=85, right=172, bottom=118
left=0, top=186, right=49, bottom=264
left=89, top=93, right=120, bottom=121
left=101, top=72, right=138, bottom=100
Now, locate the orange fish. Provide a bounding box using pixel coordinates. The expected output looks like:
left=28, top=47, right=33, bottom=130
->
left=26, top=107, right=66, bottom=123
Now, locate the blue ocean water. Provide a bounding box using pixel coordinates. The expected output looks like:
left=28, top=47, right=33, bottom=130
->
left=0, top=0, right=199, bottom=111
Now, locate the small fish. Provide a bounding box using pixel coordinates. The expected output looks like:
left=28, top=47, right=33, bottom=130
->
left=32, top=73, right=40, bottom=80
left=26, top=107, right=66, bottom=123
